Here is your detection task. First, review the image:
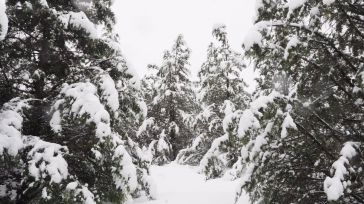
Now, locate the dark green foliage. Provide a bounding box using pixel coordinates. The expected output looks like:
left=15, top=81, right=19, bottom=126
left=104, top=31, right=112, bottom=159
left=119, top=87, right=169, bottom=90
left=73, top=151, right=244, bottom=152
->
left=0, top=1, right=153, bottom=203
left=236, top=0, right=364, bottom=203
left=177, top=25, right=250, bottom=180
left=140, top=35, right=196, bottom=164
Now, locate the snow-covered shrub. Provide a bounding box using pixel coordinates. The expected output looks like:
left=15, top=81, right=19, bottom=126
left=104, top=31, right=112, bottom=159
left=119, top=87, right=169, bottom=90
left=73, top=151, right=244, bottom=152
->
left=0, top=99, right=74, bottom=203
left=176, top=133, right=208, bottom=165
left=147, top=130, right=173, bottom=165
left=48, top=74, right=155, bottom=203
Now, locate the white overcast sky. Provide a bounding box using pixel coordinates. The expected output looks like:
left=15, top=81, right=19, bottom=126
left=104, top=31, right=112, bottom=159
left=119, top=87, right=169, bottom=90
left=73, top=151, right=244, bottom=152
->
left=112, top=0, right=257, bottom=89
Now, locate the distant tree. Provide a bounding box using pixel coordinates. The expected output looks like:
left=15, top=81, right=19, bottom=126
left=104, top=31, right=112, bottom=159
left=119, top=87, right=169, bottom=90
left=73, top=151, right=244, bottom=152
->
left=140, top=35, right=196, bottom=164
left=177, top=25, right=250, bottom=179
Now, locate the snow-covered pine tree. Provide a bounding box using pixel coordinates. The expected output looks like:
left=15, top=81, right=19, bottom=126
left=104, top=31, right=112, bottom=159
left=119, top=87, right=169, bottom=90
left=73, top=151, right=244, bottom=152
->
left=138, top=65, right=162, bottom=148
left=140, top=35, right=196, bottom=165
left=0, top=0, right=154, bottom=203
left=236, top=0, right=364, bottom=203
left=177, top=25, right=250, bottom=179
left=138, top=65, right=171, bottom=164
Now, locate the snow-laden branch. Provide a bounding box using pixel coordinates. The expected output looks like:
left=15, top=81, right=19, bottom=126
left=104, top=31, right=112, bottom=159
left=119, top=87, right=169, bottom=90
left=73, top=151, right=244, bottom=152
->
left=27, top=137, right=69, bottom=184
left=57, top=11, right=100, bottom=39
left=137, top=117, right=154, bottom=137
left=113, top=143, right=138, bottom=194
left=51, top=82, right=112, bottom=139
left=0, top=98, right=28, bottom=155
left=65, top=181, right=96, bottom=204
left=0, top=98, right=73, bottom=199
left=98, top=74, right=120, bottom=113
left=324, top=142, right=360, bottom=201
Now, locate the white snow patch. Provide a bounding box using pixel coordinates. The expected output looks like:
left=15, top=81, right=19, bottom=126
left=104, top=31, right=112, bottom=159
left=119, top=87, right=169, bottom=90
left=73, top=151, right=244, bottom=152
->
left=324, top=142, right=360, bottom=201
left=284, top=36, right=300, bottom=60
left=133, top=163, right=250, bottom=204
left=42, top=187, right=51, bottom=200
left=146, top=140, right=158, bottom=162
left=222, top=100, right=235, bottom=131
left=199, top=134, right=229, bottom=172
left=50, top=110, right=62, bottom=133
left=0, top=184, right=6, bottom=197
left=66, top=181, right=78, bottom=190
left=0, top=0, right=8, bottom=41
left=38, top=0, right=49, bottom=7
left=250, top=91, right=281, bottom=114
left=323, top=0, right=335, bottom=5
left=157, top=131, right=170, bottom=153
left=237, top=109, right=260, bottom=138
left=310, top=6, right=320, bottom=16
left=65, top=182, right=96, bottom=204
left=58, top=11, right=100, bottom=39
left=250, top=122, right=273, bottom=160
left=71, top=0, right=92, bottom=11
left=138, top=100, right=148, bottom=119
left=27, top=137, right=69, bottom=183
left=243, top=26, right=263, bottom=50
left=137, top=118, right=154, bottom=137
left=0, top=98, right=29, bottom=156
left=91, top=148, right=102, bottom=159
left=281, top=112, right=297, bottom=138
left=54, top=82, right=111, bottom=139
left=113, top=145, right=138, bottom=193
left=243, top=21, right=273, bottom=50
left=353, top=86, right=361, bottom=93
left=99, top=74, right=119, bottom=112
left=285, top=0, right=307, bottom=12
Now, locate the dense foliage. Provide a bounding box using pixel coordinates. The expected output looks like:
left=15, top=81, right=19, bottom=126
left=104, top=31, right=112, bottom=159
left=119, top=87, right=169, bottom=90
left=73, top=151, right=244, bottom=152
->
left=0, top=0, right=154, bottom=203
left=1, top=0, right=363, bottom=203
left=176, top=25, right=250, bottom=179
left=139, top=35, right=196, bottom=164
left=235, top=0, right=364, bottom=203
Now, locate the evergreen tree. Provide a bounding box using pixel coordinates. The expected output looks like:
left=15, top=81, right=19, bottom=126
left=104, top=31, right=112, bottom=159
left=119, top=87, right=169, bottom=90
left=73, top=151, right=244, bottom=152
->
left=236, top=0, right=364, bottom=203
left=138, top=65, right=163, bottom=148
left=0, top=0, right=155, bottom=203
left=177, top=25, right=250, bottom=179
left=140, top=35, right=196, bottom=164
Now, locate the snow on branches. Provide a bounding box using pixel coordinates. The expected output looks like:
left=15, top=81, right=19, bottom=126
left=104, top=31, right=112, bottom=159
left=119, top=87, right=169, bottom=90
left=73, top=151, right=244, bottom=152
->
left=51, top=82, right=112, bottom=139
left=98, top=74, right=120, bottom=113
left=0, top=98, right=29, bottom=156
left=324, top=142, right=360, bottom=201
left=0, top=0, right=8, bottom=41
left=113, top=144, right=138, bottom=194
left=0, top=98, right=71, bottom=201
left=27, top=137, right=69, bottom=184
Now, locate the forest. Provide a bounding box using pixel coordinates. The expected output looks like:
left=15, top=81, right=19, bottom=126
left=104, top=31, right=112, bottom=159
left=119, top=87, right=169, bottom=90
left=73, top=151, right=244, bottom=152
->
left=0, top=0, right=363, bottom=203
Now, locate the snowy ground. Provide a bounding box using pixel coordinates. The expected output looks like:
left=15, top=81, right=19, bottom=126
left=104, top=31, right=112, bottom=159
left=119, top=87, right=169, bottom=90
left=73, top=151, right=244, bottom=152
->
left=133, top=163, right=250, bottom=204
